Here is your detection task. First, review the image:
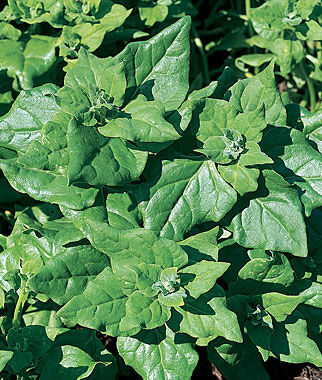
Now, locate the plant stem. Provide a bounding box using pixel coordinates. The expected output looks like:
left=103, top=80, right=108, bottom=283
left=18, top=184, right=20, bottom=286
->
left=299, top=61, right=316, bottom=112
left=317, top=41, right=322, bottom=61
left=245, top=0, right=251, bottom=20
left=12, top=289, right=26, bottom=330
left=191, top=25, right=210, bottom=85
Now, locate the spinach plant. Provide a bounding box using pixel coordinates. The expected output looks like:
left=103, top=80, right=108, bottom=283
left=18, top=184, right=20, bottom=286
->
left=237, top=0, right=322, bottom=111
left=0, top=16, right=321, bottom=380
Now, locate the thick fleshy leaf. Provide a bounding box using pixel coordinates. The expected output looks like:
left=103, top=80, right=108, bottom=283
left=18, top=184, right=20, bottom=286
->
left=271, top=314, right=322, bottom=367
left=117, top=326, right=198, bottom=380
left=179, top=261, right=230, bottom=298
left=106, top=192, right=140, bottom=229
left=0, top=158, right=98, bottom=210
left=226, top=61, right=286, bottom=126
left=0, top=35, right=57, bottom=90
left=22, top=300, right=63, bottom=328
left=261, top=293, right=304, bottom=322
left=208, top=337, right=270, bottom=380
left=230, top=252, right=294, bottom=295
left=0, top=84, right=59, bottom=153
left=262, top=127, right=322, bottom=216
left=72, top=4, right=131, bottom=51
left=57, top=267, right=130, bottom=337
left=60, top=49, right=127, bottom=110
left=120, top=291, right=171, bottom=332
left=38, top=345, right=116, bottom=380
left=139, top=3, right=168, bottom=26
left=238, top=142, right=273, bottom=166
left=29, top=245, right=110, bottom=305
left=132, top=157, right=237, bottom=241
left=0, top=351, right=14, bottom=372
left=218, top=163, right=259, bottom=196
left=179, top=227, right=220, bottom=262
left=98, top=95, right=180, bottom=143
left=106, top=229, right=188, bottom=285
left=176, top=285, right=242, bottom=344
left=67, top=118, right=148, bottom=186
left=231, top=170, right=308, bottom=257
left=197, top=98, right=238, bottom=145
left=249, top=0, right=287, bottom=40
left=114, top=17, right=191, bottom=111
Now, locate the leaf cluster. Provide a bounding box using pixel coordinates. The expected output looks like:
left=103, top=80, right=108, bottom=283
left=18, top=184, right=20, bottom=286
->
left=0, top=8, right=321, bottom=380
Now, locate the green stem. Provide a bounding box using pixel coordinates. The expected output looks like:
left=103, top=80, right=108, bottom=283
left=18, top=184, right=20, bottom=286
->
left=317, top=41, right=322, bottom=61
left=12, top=289, right=26, bottom=330
left=299, top=61, right=316, bottom=112
left=191, top=25, right=210, bottom=85
left=245, top=0, right=251, bottom=20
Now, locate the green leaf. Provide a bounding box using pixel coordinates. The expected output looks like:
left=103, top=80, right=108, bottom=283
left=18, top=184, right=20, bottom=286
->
left=38, top=345, right=116, bottom=379
left=98, top=95, right=180, bottom=143
left=231, top=170, right=308, bottom=257
left=263, top=127, right=322, bottom=216
left=249, top=0, right=287, bottom=40
left=29, top=245, right=110, bottom=305
left=67, top=118, right=148, bottom=186
left=106, top=192, right=140, bottom=229
left=0, top=158, right=98, bottom=210
left=176, top=286, right=242, bottom=344
left=226, top=61, right=286, bottom=126
left=0, top=35, right=57, bottom=90
left=261, top=293, right=304, bottom=322
left=231, top=252, right=294, bottom=295
left=179, top=227, right=220, bottom=262
left=0, top=350, right=14, bottom=372
left=271, top=314, right=322, bottom=366
left=296, top=0, right=320, bottom=19
left=218, top=163, right=259, bottom=196
left=107, top=229, right=188, bottom=285
left=296, top=20, right=322, bottom=41
left=196, top=98, right=238, bottom=152
left=208, top=336, right=270, bottom=380
left=120, top=291, right=171, bottom=332
left=133, top=157, right=237, bottom=241
left=238, top=142, right=273, bottom=166
left=139, top=2, right=168, bottom=26
left=235, top=54, right=275, bottom=68
left=179, top=261, right=230, bottom=298
left=22, top=300, right=63, bottom=328
left=72, top=4, right=131, bottom=51
left=57, top=267, right=130, bottom=337
left=134, top=264, right=161, bottom=297
left=59, top=48, right=127, bottom=112
left=117, top=326, right=198, bottom=380
left=114, top=17, right=191, bottom=111
left=0, top=84, right=59, bottom=153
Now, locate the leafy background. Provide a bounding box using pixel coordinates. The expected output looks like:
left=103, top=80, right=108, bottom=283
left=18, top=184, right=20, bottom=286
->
left=0, top=1, right=321, bottom=379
